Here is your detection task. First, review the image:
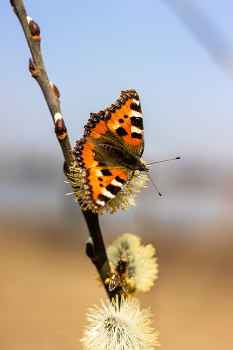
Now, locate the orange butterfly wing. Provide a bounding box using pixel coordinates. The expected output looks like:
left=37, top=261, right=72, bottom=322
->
left=71, top=90, right=144, bottom=209
left=82, top=166, right=132, bottom=209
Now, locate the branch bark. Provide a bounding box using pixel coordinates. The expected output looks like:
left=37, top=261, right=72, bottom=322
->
left=11, top=0, right=113, bottom=298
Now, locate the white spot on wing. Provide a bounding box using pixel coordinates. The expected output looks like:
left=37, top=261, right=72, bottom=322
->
left=111, top=179, right=123, bottom=187
left=133, top=99, right=140, bottom=105
left=130, top=111, right=142, bottom=119
left=131, top=126, right=142, bottom=134
left=96, top=200, right=105, bottom=206
left=111, top=121, right=121, bottom=131
left=95, top=170, right=103, bottom=177
left=102, top=189, right=115, bottom=199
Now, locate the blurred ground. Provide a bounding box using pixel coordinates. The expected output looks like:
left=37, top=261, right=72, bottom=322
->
left=0, top=217, right=233, bottom=350
left=1, top=151, right=233, bottom=349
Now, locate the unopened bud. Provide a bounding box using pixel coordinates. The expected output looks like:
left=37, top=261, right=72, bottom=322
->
left=55, top=118, right=67, bottom=135
left=86, top=236, right=96, bottom=260
left=27, top=16, right=40, bottom=37
left=10, top=0, right=15, bottom=7
left=86, top=243, right=96, bottom=259
left=29, top=58, right=36, bottom=72
left=50, top=82, right=60, bottom=99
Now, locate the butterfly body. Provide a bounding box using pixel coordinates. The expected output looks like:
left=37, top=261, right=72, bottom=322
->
left=71, top=90, right=146, bottom=210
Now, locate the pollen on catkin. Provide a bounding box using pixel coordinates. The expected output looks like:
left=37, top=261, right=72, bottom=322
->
left=101, top=233, right=158, bottom=294
left=81, top=295, right=160, bottom=350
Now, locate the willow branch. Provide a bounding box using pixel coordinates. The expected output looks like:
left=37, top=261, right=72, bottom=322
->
left=11, top=0, right=113, bottom=298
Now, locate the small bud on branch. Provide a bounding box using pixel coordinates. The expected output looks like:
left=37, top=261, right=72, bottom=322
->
left=10, top=0, right=15, bottom=7
left=50, top=82, right=60, bottom=99
left=55, top=118, right=67, bottom=136
left=29, top=58, right=39, bottom=76
left=86, top=242, right=97, bottom=260
left=27, top=16, right=40, bottom=37
left=86, top=235, right=97, bottom=261
left=29, top=58, right=36, bottom=72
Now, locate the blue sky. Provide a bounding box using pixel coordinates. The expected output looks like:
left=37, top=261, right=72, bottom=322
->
left=2, top=0, right=233, bottom=163
left=1, top=1, right=233, bottom=229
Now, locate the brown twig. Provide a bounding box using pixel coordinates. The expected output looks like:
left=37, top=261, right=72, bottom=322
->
left=11, top=0, right=112, bottom=298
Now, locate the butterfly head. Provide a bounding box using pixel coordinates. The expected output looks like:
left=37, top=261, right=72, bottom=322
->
left=137, top=161, right=149, bottom=173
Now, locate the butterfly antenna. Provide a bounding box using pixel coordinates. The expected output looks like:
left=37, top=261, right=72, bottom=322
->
left=146, top=172, right=162, bottom=197
left=147, top=157, right=181, bottom=165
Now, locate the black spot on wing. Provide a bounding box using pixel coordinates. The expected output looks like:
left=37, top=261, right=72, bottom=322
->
left=130, top=102, right=142, bottom=113
left=106, top=184, right=121, bottom=195
left=130, top=116, right=143, bottom=130
left=116, top=127, right=128, bottom=137
left=116, top=176, right=125, bottom=184
left=131, top=132, right=142, bottom=139
left=98, top=194, right=110, bottom=203
left=101, top=169, right=112, bottom=176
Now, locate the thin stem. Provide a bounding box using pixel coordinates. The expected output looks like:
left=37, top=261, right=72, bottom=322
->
left=11, top=0, right=113, bottom=298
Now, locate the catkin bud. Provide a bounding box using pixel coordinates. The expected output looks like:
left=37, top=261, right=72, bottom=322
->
left=29, top=58, right=36, bottom=73
left=50, top=82, right=60, bottom=99
left=27, top=16, right=40, bottom=36
left=55, top=118, right=66, bottom=135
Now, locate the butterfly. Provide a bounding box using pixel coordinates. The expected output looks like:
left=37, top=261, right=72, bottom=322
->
left=71, top=89, right=148, bottom=210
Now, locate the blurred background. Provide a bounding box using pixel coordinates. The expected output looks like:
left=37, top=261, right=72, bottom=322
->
left=1, top=0, right=233, bottom=349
